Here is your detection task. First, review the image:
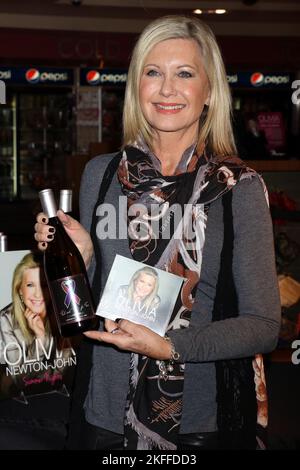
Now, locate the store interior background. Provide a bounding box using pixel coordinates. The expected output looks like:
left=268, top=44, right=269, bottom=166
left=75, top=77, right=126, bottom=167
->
left=0, top=0, right=300, bottom=449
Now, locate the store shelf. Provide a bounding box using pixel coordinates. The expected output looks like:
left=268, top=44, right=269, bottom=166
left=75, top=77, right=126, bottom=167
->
left=245, top=160, right=300, bottom=172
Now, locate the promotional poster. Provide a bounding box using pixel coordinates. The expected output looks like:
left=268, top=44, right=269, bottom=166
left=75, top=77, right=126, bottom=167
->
left=96, top=255, right=184, bottom=336
left=0, top=251, right=77, bottom=403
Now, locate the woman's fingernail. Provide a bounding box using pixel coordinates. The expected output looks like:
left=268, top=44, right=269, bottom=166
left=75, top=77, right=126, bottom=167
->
left=47, top=234, right=54, bottom=240
left=42, top=242, right=46, bottom=247
left=49, top=227, right=55, bottom=233
left=42, top=218, right=46, bottom=223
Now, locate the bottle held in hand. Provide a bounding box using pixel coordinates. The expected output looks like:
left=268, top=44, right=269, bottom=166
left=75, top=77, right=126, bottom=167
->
left=59, top=189, right=72, bottom=215
left=0, top=233, right=7, bottom=252
left=39, top=188, right=97, bottom=337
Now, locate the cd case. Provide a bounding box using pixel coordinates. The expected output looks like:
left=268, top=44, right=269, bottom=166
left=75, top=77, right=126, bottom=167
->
left=96, top=255, right=184, bottom=336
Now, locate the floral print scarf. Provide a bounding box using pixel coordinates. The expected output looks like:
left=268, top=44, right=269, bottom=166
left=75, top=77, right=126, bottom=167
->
left=117, top=143, right=267, bottom=449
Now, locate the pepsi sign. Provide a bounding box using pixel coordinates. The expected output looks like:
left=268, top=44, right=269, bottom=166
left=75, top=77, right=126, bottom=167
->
left=0, top=69, right=12, bottom=81
left=227, top=71, right=291, bottom=88
left=227, top=74, right=238, bottom=85
left=250, top=72, right=264, bottom=87
left=24, top=68, right=73, bottom=85
left=0, top=67, right=74, bottom=85
left=250, top=72, right=290, bottom=87
left=86, top=70, right=101, bottom=85
left=80, top=68, right=127, bottom=86
left=26, top=68, right=40, bottom=83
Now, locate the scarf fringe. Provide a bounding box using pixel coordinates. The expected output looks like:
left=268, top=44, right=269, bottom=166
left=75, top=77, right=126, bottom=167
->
left=126, top=404, right=177, bottom=450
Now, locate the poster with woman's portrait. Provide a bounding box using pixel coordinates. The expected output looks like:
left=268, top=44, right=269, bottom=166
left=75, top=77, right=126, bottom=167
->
left=96, top=255, right=184, bottom=336
left=0, top=250, right=77, bottom=403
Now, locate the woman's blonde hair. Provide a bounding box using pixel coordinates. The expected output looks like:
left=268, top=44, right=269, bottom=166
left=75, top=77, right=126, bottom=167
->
left=128, top=266, right=159, bottom=309
left=123, top=15, right=236, bottom=157
left=12, top=252, right=50, bottom=345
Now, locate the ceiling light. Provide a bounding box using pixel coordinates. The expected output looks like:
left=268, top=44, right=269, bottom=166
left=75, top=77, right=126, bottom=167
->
left=193, top=8, right=227, bottom=15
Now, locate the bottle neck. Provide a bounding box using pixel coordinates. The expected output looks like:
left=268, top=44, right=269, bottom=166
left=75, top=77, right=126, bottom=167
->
left=47, top=216, right=65, bottom=234
left=0, top=235, right=7, bottom=252
left=48, top=216, right=60, bottom=226
left=59, top=191, right=72, bottom=214
left=59, top=205, right=72, bottom=214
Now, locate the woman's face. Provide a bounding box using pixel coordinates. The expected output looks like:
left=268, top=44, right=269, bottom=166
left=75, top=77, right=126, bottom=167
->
left=139, top=38, right=210, bottom=141
left=19, top=268, right=47, bottom=319
left=134, top=272, right=156, bottom=299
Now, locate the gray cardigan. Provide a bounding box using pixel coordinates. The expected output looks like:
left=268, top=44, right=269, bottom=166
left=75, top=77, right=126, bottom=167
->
left=79, top=153, right=281, bottom=434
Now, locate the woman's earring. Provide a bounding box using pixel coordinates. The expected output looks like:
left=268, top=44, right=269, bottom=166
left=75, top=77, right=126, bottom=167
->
left=20, top=294, right=24, bottom=304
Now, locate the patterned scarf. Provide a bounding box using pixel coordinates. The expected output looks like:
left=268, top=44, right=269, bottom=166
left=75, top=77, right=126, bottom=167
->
left=117, top=143, right=267, bottom=450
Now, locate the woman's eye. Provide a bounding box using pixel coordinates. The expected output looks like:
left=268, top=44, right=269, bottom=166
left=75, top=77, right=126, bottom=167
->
left=146, top=69, right=160, bottom=77
left=178, top=70, right=193, bottom=78
left=26, top=283, right=33, bottom=287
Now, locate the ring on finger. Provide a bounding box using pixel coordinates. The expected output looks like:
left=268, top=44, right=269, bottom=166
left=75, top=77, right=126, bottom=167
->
left=110, top=327, right=120, bottom=334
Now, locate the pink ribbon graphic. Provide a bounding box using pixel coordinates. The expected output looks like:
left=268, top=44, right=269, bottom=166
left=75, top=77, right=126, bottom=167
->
left=61, top=279, right=80, bottom=308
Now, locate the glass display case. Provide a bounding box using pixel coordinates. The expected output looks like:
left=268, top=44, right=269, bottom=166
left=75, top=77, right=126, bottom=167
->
left=18, top=92, right=74, bottom=199
left=0, top=95, right=17, bottom=200
left=0, top=66, right=75, bottom=201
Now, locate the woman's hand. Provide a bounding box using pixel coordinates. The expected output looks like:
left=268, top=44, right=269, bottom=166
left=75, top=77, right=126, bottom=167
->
left=84, top=319, right=172, bottom=361
left=24, top=308, right=46, bottom=339
left=34, top=210, right=94, bottom=268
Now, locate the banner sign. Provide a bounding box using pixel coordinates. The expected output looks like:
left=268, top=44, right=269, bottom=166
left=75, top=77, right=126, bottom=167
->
left=0, top=67, right=74, bottom=86
left=227, top=72, right=292, bottom=88
left=0, top=251, right=77, bottom=403
left=80, top=68, right=127, bottom=86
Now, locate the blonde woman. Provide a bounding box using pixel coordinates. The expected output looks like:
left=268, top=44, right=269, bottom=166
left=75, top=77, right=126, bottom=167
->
left=35, top=15, right=280, bottom=450
left=117, top=267, right=160, bottom=315
left=0, top=252, right=52, bottom=366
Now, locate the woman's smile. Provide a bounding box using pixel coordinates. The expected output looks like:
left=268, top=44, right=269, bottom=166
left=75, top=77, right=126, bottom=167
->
left=139, top=38, right=210, bottom=139
left=153, top=102, right=186, bottom=114
left=19, top=267, right=47, bottom=318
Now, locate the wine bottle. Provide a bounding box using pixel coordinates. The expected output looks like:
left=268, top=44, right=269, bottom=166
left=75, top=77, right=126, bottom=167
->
left=39, top=188, right=97, bottom=337
left=0, top=233, right=7, bottom=252
left=59, top=189, right=72, bottom=215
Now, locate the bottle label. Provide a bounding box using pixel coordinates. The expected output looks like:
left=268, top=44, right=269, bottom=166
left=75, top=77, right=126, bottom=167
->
left=50, top=274, right=94, bottom=326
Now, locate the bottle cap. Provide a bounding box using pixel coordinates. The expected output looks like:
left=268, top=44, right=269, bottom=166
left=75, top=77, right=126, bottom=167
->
left=59, top=189, right=72, bottom=213
left=39, top=189, right=58, bottom=219
left=0, top=234, right=7, bottom=252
